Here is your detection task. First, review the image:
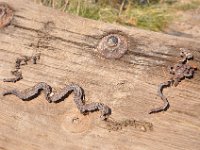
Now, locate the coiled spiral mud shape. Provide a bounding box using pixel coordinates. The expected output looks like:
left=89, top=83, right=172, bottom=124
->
left=97, top=30, right=128, bottom=59
left=0, top=2, right=13, bottom=28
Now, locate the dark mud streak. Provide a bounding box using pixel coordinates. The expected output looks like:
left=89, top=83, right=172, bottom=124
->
left=13, top=24, right=43, bottom=33
left=58, top=28, right=100, bottom=39
left=13, top=24, right=95, bottom=49
left=153, top=51, right=175, bottom=57
left=126, top=50, right=173, bottom=62
left=13, top=16, right=100, bottom=40
left=14, top=14, right=31, bottom=20
left=51, top=35, right=96, bottom=49
left=120, top=53, right=172, bottom=68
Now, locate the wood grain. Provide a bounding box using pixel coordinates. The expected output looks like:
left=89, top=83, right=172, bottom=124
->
left=0, top=0, right=200, bottom=150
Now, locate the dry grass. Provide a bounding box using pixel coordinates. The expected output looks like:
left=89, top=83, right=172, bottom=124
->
left=33, top=0, right=200, bottom=31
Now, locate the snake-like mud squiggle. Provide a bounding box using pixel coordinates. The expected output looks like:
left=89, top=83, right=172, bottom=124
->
left=2, top=82, right=111, bottom=120
left=149, top=48, right=197, bottom=114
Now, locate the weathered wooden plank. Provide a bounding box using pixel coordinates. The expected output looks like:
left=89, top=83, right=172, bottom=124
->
left=0, top=0, right=200, bottom=150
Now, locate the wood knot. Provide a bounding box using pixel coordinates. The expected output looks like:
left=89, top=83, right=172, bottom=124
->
left=62, top=113, right=93, bottom=134
left=0, top=2, right=13, bottom=29
left=97, top=33, right=128, bottom=59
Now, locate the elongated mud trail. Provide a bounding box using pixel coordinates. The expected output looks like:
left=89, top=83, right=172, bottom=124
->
left=2, top=82, right=112, bottom=120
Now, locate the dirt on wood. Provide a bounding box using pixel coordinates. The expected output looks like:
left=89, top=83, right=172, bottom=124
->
left=0, top=0, right=200, bottom=150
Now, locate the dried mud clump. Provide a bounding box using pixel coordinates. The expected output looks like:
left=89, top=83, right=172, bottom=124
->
left=0, top=2, right=13, bottom=28
left=104, top=119, right=153, bottom=132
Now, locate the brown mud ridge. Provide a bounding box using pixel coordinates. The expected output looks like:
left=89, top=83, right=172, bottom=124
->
left=62, top=113, right=153, bottom=133
left=103, top=118, right=153, bottom=132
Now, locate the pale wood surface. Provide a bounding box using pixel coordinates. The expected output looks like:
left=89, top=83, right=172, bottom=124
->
left=0, top=0, right=200, bottom=150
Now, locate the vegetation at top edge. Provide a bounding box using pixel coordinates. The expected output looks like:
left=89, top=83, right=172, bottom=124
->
left=33, top=0, right=200, bottom=32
